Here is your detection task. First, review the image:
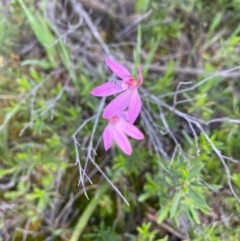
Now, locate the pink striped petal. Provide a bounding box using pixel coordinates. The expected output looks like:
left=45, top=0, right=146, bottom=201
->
left=103, top=124, right=113, bottom=151
left=113, top=127, right=132, bottom=155
left=138, top=67, right=143, bottom=85
left=128, top=90, right=142, bottom=124
left=91, top=81, right=123, bottom=97
left=120, top=120, right=144, bottom=140
left=103, top=90, right=132, bottom=119
left=106, top=58, right=131, bottom=80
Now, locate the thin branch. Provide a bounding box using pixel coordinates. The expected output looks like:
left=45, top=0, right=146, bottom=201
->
left=158, top=66, right=240, bottom=98
left=141, top=106, right=168, bottom=159
left=38, top=78, right=71, bottom=119
left=173, top=81, right=192, bottom=108
left=186, top=119, right=201, bottom=156
left=146, top=212, right=186, bottom=240
left=116, top=9, right=153, bottom=38
left=72, top=115, right=96, bottom=198
left=89, top=156, right=130, bottom=206
left=75, top=1, right=113, bottom=57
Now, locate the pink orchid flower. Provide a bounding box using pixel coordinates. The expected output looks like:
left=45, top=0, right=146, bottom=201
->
left=103, top=113, right=144, bottom=155
left=91, top=58, right=143, bottom=124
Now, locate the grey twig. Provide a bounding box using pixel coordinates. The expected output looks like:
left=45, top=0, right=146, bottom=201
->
left=116, top=9, right=153, bottom=38
left=173, top=81, right=192, bottom=108
left=72, top=115, right=96, bottom=198
left=158, top=66, right=240, bottom=99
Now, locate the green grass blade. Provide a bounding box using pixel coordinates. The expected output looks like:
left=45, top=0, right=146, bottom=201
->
left=17, top=0, right=57, bottom=67
left=70, top=183, right=109, bottom=241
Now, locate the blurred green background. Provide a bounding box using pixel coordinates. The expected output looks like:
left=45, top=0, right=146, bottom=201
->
left=1, top=0, right=240, bottom=240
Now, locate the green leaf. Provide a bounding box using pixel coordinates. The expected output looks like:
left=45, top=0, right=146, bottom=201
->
left=188, top=188, right=209, bottom=209
left=187, top=163, right=203, bottom=180
left=157, top=207, right=169, bottom=223
left=135, top=0, right=150, bottom=13
left=143, top=36, right=161, bottom=76
left=182, top=130, right=194, bottom=146
left=165, top=176, right=174, bottom=185
left=160, top=60, right=175, bottom=88
left=21, top=59, right=52, bottom=69
left=209, top=13, right=223, bottom=34
left=70, top=183, right=109, bottom=241
left=189, top=205, right=200, bottom=224
left=0, top=168, right=16, bottom=178
left=158, top=236, right=169, bottom=241
left=133, top=24, right=142, bottom=70
left=207, top=184, right=223, bottom=191
left=170, top=191, right=182, bottom=218
left=17, top=0, right=57, bottom=67
left=138, top=192, right=151, bottom=202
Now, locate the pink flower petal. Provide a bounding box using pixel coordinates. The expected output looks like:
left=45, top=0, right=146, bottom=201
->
left=91, top=81, right=123, bottom=97
left=120, top=120, right=144, bottom=140
left=138, top=67, right=143, bottom=85
left=119, top=111, right=129, bottom=121
left=128, top=89, right=142, bottom=124
left=103, top=90, right=132, bottom=119
left=106, top=58, right=131, bottom=80
left=103, top=124, right=113, bottom=151
left=113, top=126, right=132, bottom=155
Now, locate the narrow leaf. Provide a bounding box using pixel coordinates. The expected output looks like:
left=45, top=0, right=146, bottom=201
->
left=170, top=191, right=182, bottom=218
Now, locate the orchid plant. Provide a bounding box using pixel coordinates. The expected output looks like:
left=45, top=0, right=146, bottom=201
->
left=91, top=58, right=144, bottom=155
